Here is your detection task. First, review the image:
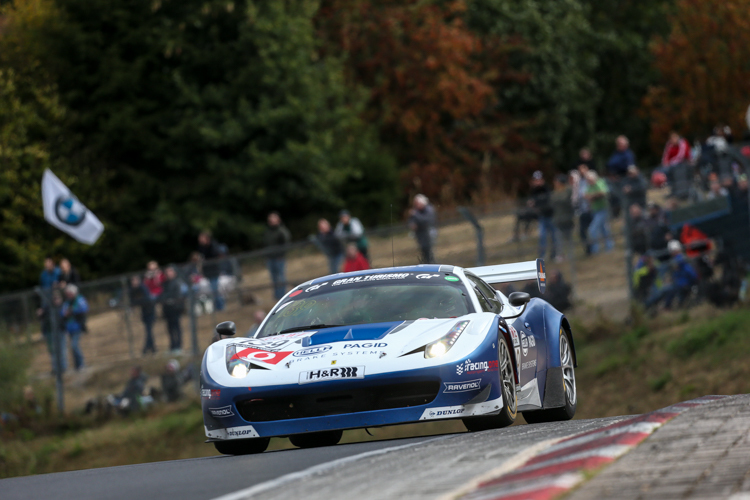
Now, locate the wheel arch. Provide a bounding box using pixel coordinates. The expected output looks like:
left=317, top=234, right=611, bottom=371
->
left=496, top=316, right=520, bottom=384
left=560, top=316, right=577, bottom=368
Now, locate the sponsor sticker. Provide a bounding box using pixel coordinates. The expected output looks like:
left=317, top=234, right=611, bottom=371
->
left=234, top=347, right=293, bottom=365
left=521, top=332, right=529, bottom=357
left=456, top=358, right=499, bottom=375
left=443, top=379, right=481, bottom=393
left=293, top=345, right=332, bottom=357
left=419, top=397, right=503, bottom=420
left=332, top=273, right=410, bottom=286
left=305, top=282, right=328, bottom=292
left=208, top=405, right=234, bottom=418
left=205, top=425, right=260, bottom=440
left=201, top=389, right=221, bottom=400
left=421, top=406, right=465, bottom=419
left=299, top=366, right=364, bottom=384
left=522, top=359, right=537, bottom=370
left=415, top=274, right=440, bottom=279
left=342, top=343, right=387, bottom=349
left=444, top=276, right=460, bottom=282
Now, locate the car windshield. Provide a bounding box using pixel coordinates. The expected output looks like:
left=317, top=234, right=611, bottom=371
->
left=256, top=272, right=473, bottom=338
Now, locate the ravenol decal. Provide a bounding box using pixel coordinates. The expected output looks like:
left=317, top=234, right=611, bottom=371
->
left=208, top=405, right=234, bottom=418
left=293, top=345, right=333, bottom=357
left=443, top=379, right=481, bottom=393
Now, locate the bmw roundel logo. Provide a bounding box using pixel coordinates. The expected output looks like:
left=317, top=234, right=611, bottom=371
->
left=293, top=345, right=332, bottom=357
left=54, top=195, right=87, bottom=227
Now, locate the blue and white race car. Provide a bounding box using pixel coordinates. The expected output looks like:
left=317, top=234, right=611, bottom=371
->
left=200, top=260, right=577, bottom=454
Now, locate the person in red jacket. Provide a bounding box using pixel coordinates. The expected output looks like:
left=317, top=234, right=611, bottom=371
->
left=143, top=260, right=165, bottom=299
left=342, top=243, right=370, bottom=273
left=661, top=131, right=691, bottom=167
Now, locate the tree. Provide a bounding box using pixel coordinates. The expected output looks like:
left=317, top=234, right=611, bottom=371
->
left=317, top=0, right=542, bottom=204
left=1, top=0, right=395, bottom=288
left=466, top=0, right=600, bottom=170
left=643, top=0, right=750, bottom=152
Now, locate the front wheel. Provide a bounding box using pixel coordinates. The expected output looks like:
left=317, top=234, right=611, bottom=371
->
left=289, top=430, right=343, bottom=448
left=523, top=329, right=577, bottom=424
left=463, top=335, right=517, bottom=432
left=213, top=437, right=270, bottom=455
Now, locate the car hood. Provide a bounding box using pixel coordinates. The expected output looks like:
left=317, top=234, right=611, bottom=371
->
left=204, top=315, right=495, bottom=387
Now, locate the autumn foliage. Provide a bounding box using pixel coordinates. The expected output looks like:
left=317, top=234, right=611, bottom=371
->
left=316, top=0, right=541, bottom=205
left=643, top=0, right=750, bottom=150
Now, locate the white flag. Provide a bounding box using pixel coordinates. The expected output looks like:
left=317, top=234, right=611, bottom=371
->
left=42, top=169, right=104, bottom=245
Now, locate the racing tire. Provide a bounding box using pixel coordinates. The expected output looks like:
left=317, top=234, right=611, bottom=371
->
left=462, top=335, right=517, bottom=432
left=289, top=430, right=343, bottom=448
left=523, top=329, right=577, bottom=424
left=213, top=437, right=270, bottom=455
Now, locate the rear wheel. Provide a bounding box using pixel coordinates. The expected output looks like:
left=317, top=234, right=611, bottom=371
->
left=463, top=335, right=517, bottom=432
left=523, top=329, right=576, bottom=424
left=289, top=430, right=343, bottom=448
left=213, top=437, right=270, bottom=455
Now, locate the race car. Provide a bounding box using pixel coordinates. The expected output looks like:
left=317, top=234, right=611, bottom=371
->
left=200, top=260, right=577, bottom=455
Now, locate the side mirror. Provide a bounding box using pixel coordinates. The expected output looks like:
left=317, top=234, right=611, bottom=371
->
left=215, top=321, right=236, bottom=337
left=509, top=292, right=531, bottom=308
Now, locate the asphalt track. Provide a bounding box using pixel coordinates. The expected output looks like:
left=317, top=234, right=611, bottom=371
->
left=1, top=416, right=626, bottom=500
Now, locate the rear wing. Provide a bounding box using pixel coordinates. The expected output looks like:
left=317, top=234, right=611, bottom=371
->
left=466, top=258, right=546, bottom=294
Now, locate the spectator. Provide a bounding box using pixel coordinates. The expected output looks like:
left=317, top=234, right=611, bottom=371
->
left=408, top=194, right=437, bottom=264
left=129, top=275, right=157, bottom=355
left=706, top=179, right=729, bottom=200
left=661, top=131, right=691, bottom=168
left=628, top=204, right=649, bottom=255
left=57, top=258, right=80, bottom=289
left=334, top=210, right=369, bottom=261
left=38, top=290, right=66, bottom=373
left=584, top=171, right=614, bottom=254
left=511, top=199, right=538, bottom=243
left=622, top=165, right=648, bottom=209
left=572, top=162, right=592, bottom=255
left=315, top=219, right=344, bottom=274
left=161, top=266, right=186, bottom=354
left=606, top=136, right=635, bottom=218
left=186, top=251, right=204, bottom=289
left=106, top=366, right=151, bottom=415
left=39, top=257, right=60, bottom=290
left=60, top=284, right=88, bottom=371
left=550, top=174, right=574, bottom=263
left=143, top=261, right=165, bottom=299
left=645, top=203, right=672, bottom=260
left=197, top=231, right=225, bottom=311
left=646, top=240, right=698, bottom=310
left=528, top=171, right=557, bottom=260
left=606, top=135, right=636, bottom=178
left=343, top=243, right=370, bottom=273
left=161, top=359, right=184, bottom=403
left=245, top=310, right=267, bottom=337
left=572, top=147, right=596, bottom=172
left=263, top=212, right=292, bottom=300
left=633, top=254, right=659, bottom=304
left=706, top=125, right=729, bottom=153
left=546, top=271, right=572, bottom=312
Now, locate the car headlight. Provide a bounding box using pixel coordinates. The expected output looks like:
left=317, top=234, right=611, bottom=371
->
left=425, top=321, right=470, bottom=358
left=226, top=344, right=251, bottom=378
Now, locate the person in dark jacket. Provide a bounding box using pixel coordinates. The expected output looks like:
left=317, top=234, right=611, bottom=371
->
left=161, top=266, right=185, bottom=353
left=107, top=366, right=150, bottom=414
left=334, top=210, right=369, bottom=261
left=38, top=290, right=66, bottom=373
left=264, top=212, right=292, bottom=300
left=622, top=165, right=648, bottom=208
left=315, top=218, right=344, bottom=274
left=39, top=257, right=60, bottom=289
left=528, top=171, right=558, bottom=259
left=57, top=258, right=80, bottom=289
left=645, top=203, right=672, bottom=260
left=546, top=271, right=572, bottom=312
left=408, top=194, right=437, bottom=264
left=550, top=175, right=574, bottom=262
left=606, top=136, right=636, bottom=218
left=161, top=359, right=184, bottom=403
left=129, top=275, right=157, bottom=355
left=197, top=231, right=224, bottom=311
left=60, top=284, right=88, bottom=371
left=627, top=204, right=649, bottom=255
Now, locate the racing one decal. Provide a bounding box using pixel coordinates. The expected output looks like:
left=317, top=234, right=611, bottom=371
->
left=456, top=358, right=499, bottom=375
left=536, top=258, right=546, bottom=294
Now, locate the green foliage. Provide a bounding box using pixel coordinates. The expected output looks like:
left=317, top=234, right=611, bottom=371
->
left=0, top=337, right=32, bottom=411
left=648, top=370, right=672, bottom=392
left=0, top=0, right=396, bottom=290
left=668, top=309, right=750, bottom=358
left=466, top=0, right=600, bottom=169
